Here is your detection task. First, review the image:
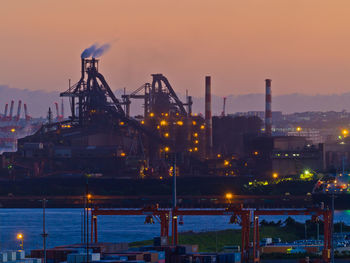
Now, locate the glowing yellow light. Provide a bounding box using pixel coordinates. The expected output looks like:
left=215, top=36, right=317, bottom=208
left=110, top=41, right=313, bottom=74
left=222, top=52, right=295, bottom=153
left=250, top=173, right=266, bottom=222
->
left=193, top=133, right=198, bottom=137
left=141, top=120, right=145, bottom=124
left=159, top=176, right=163, bottom=180
left=200, top=125, right=205, bottom=130
left=87, top=194, right=92, bottom=200
left=157, top=125, right=160, bottom=129
left=254, top=151, right=259, bottom=155
left=160, top=120, right=167, bottom=126
left=10, top=128, right=16, bottom=133
left=296, top=126, right=302, bottom=132
left=164, top=133, right=169, bottom=138
left=119, top=122, right=125, bottom=126
left=224, top=160, right=229, bottom=166
left=194, top=147, right=198, bottom=151
left=342, top=129, right=349, bottom=136
left=225, top=193, right=233, bottom=199
left=164, top=147, right=170, bottom=152
left=192, top=121, right=197, bottom=125
left=217, top=154, right=221, bottom=158
left=273, top=173, right=278, bottom=179
left=194, top=140, right=199, bottom=144
left=17, top=233, right=23, bottom=240
left=149, top=112, right=154, bottom=117
left=189, top=148, right=193, bottom=152
left=176, top=113, right=179, bottom=116
left=177, top=121, right=183, bottom=126
left=120, top=152, right=126, bottom=157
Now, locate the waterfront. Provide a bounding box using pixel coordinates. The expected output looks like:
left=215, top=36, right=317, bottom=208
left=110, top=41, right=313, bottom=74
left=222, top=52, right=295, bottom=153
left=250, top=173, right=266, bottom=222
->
left=1, top=209, right=350, bottom=251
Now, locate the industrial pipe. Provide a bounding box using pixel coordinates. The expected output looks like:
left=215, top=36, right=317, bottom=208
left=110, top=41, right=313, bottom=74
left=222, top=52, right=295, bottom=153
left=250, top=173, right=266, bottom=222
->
left=205, top=76, right=213, bottom=157
left=55, top=102, right=60, bottom=120
left=265, top=79, right=272, bottom=136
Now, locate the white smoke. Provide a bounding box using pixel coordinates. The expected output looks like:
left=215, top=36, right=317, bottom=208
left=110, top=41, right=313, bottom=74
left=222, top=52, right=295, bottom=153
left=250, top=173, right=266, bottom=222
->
left=81, top=42, right=113, bottom=59
left=92, top=43, right=111, bottom=58
left=81, top=44, right=98, bottom=59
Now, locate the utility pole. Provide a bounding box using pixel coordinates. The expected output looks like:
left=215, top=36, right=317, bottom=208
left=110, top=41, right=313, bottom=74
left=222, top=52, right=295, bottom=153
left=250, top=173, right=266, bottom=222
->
left=331, top=192, right=335, bottom=263
left=41, top=199, right=48, bottom=263
left=172, top=153, right=178, bottom=246
left=86, top=178, right=89, bottom=263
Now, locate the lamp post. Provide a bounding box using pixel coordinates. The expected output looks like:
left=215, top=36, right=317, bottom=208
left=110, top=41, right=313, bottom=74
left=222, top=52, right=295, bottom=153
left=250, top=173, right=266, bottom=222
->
left=172, top=153, right=177, bottom=246
left=225, top=193, right=233, bottom=204
left=331, top=191, right=335, bottom=263
left=17, top=233, right=24, bottom=250
left=40, top=199, right=48, bottom=263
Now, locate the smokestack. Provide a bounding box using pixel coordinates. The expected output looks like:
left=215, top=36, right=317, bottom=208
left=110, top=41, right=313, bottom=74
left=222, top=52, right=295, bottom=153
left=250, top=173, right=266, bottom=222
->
left=16, top=100, right=22, bottom=121
left=205, top=76, right=213, bottom=157
left=55, top=102, right=59, bottom=120
left=4, top=103, right=8, bottom=118
left=81, top=58, right=85, bottom=79
left=265, top=79, right=272, bottom=136
left=9, top=100, right=14, bottom=120
left=61, top=99, right=64, bottom=119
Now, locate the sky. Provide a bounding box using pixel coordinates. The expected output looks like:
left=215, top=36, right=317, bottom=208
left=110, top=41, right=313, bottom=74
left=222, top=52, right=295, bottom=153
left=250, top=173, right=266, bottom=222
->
left=1, top=0, right=350, bottom=97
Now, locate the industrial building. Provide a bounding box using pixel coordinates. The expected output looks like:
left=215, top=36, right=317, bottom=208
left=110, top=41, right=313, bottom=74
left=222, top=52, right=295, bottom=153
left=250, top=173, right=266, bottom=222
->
left=1, top=54, right=336, bottom=179
left=0, top=56, right=219, bottom=178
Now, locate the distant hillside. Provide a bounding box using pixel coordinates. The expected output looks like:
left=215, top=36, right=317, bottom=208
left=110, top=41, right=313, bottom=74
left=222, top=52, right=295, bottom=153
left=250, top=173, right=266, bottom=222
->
left=190, top=93, right=350, bottom=116
left=1, top=84, right=350, bottom=117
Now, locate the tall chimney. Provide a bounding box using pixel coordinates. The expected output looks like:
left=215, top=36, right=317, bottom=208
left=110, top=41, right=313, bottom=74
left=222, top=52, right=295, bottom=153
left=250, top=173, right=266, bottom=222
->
left=4, top=103, right=8, bottom=118
left=61, top=99, right=64, bottom=119
left=55, top=102, right=59, bottom=120
left=205, top=76, right=213, bottom=157
left=265, top=79, right=272, bottom=136
left=81, top=58, right=85, bottom=79
left=9, top=100, right=14, bottom=120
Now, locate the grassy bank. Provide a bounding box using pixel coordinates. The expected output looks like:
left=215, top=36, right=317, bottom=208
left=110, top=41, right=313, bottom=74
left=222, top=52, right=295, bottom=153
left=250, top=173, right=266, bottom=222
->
left=130, top=218, right=350, bottom=252
left=130, top=226, right=298, bottom=252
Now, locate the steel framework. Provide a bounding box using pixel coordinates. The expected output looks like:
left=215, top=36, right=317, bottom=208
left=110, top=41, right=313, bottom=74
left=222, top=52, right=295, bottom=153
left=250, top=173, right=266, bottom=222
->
left=91, top=205, right=332, bottom=263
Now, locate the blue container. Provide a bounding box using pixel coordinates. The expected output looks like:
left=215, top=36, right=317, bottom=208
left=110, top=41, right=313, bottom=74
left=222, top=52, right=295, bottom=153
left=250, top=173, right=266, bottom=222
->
left=157, top=251, right=165, bottom=260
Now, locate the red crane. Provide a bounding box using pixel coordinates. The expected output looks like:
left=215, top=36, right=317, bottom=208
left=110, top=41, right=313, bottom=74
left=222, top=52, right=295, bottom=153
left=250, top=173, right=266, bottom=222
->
left=23, top=103, right=32, bottom=121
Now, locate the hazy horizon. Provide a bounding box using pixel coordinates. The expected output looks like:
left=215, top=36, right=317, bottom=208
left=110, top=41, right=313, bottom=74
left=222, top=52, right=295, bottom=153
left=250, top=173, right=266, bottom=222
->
left=1, top=0, right=350, bottom=98
left=3, top=84, right=350, bottom=118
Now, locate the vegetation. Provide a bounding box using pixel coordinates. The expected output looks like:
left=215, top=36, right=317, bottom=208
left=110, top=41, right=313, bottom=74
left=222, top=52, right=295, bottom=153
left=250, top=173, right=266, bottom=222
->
left=130, top=217, right=350, bottom=252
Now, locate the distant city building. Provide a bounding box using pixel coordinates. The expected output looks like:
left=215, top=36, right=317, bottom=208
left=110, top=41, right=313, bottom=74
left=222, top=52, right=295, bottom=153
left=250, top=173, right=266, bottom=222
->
left=287, top=128, right=324, bottom=144
left=247, top=136, right=324, bottom=177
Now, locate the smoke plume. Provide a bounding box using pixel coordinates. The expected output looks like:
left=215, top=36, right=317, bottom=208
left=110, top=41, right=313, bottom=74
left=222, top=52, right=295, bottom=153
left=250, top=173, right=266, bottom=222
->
left=81, top=44, right=98, bottom=59
left=92, top=43, right=111, bottom=58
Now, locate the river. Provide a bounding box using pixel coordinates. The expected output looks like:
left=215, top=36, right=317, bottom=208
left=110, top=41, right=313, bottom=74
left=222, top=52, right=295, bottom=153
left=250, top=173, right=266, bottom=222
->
left=1, top=209, right=350, bottom=250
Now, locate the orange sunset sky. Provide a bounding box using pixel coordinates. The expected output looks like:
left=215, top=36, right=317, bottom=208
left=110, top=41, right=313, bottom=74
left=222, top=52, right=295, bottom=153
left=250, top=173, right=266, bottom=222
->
left=1, top=0, right=350, bottom=96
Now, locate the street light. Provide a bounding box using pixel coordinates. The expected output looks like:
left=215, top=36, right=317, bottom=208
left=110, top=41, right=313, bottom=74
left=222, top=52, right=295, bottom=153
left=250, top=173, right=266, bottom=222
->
left=17, top=233, right=24, bottom=250
left=342, top=129, right=348, bottom=137
left=225, top=193, right=233, bottom=204
left=272, top=172, right=278, bottom=179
